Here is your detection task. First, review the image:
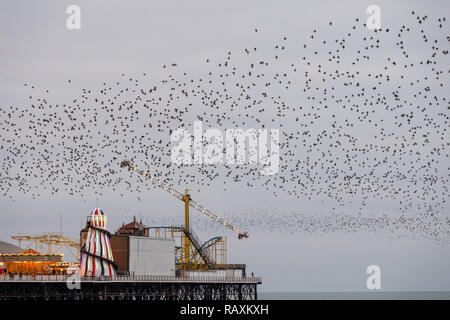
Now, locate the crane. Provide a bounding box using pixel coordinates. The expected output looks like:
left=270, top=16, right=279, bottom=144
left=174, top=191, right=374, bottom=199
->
left=11, top=233, right=80, bottom=261
left=120, top=160, right=249, bottom=264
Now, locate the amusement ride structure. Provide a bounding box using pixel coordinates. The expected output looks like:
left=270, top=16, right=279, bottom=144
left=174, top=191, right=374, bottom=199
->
left=79, top=208, right=116, bottom=277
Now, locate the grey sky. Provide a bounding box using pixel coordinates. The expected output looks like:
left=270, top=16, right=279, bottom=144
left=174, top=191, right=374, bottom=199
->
left=1, top=0, right=449, bottom=292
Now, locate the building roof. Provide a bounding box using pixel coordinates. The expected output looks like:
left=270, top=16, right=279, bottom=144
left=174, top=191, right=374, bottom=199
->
left=0, top=241, right=22, bottom=254
left=122, top=220, right=145, bottom=230
left=116, top=217, right=149, bottom=236
left=0, top=248, right=63, bottom=262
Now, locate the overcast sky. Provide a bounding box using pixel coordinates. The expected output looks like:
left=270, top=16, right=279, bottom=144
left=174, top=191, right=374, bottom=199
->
left=1, top=0, right=449, bottom=292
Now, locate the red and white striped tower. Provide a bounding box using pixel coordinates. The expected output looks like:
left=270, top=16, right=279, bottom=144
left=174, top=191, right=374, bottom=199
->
left=80, top=208, right=116, bottom=277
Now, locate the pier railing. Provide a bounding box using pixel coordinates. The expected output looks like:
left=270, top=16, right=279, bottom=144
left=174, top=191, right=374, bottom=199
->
left=0, top=274, right=262, bottom=284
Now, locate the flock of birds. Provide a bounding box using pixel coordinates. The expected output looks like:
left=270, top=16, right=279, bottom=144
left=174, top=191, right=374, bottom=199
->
left=1, top=11, right=449, bottom=241
left=117, top=208, right=450, bottom=244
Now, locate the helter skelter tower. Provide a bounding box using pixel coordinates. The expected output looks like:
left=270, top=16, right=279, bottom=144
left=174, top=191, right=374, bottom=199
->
left=80, top=208, right=116, bottom=277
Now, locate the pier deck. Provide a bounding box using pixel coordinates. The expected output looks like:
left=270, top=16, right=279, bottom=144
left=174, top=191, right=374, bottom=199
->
left=0, top=275, right=261, bottom=300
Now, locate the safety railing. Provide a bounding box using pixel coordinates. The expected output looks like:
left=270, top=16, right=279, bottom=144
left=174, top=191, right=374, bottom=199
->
left=0, top=274, right=262, bottom=283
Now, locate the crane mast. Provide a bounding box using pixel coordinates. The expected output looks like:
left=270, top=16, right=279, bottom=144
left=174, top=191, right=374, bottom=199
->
left=120, top=160, right=249, bottom=240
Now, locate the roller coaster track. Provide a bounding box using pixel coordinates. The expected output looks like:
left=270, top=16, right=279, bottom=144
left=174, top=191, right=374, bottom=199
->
left=199, top=236, right=223, bottom=253
left=182, top=228, right=213, bottom=268
left=149, top=226, right=217, bottom=267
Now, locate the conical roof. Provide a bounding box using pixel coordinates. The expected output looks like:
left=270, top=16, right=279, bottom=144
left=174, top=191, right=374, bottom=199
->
left=91, top=208, right=104, bottom=216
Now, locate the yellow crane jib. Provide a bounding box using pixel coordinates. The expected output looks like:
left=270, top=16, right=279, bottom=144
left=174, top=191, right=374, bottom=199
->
left=119, top=160, right=249, bottom=239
